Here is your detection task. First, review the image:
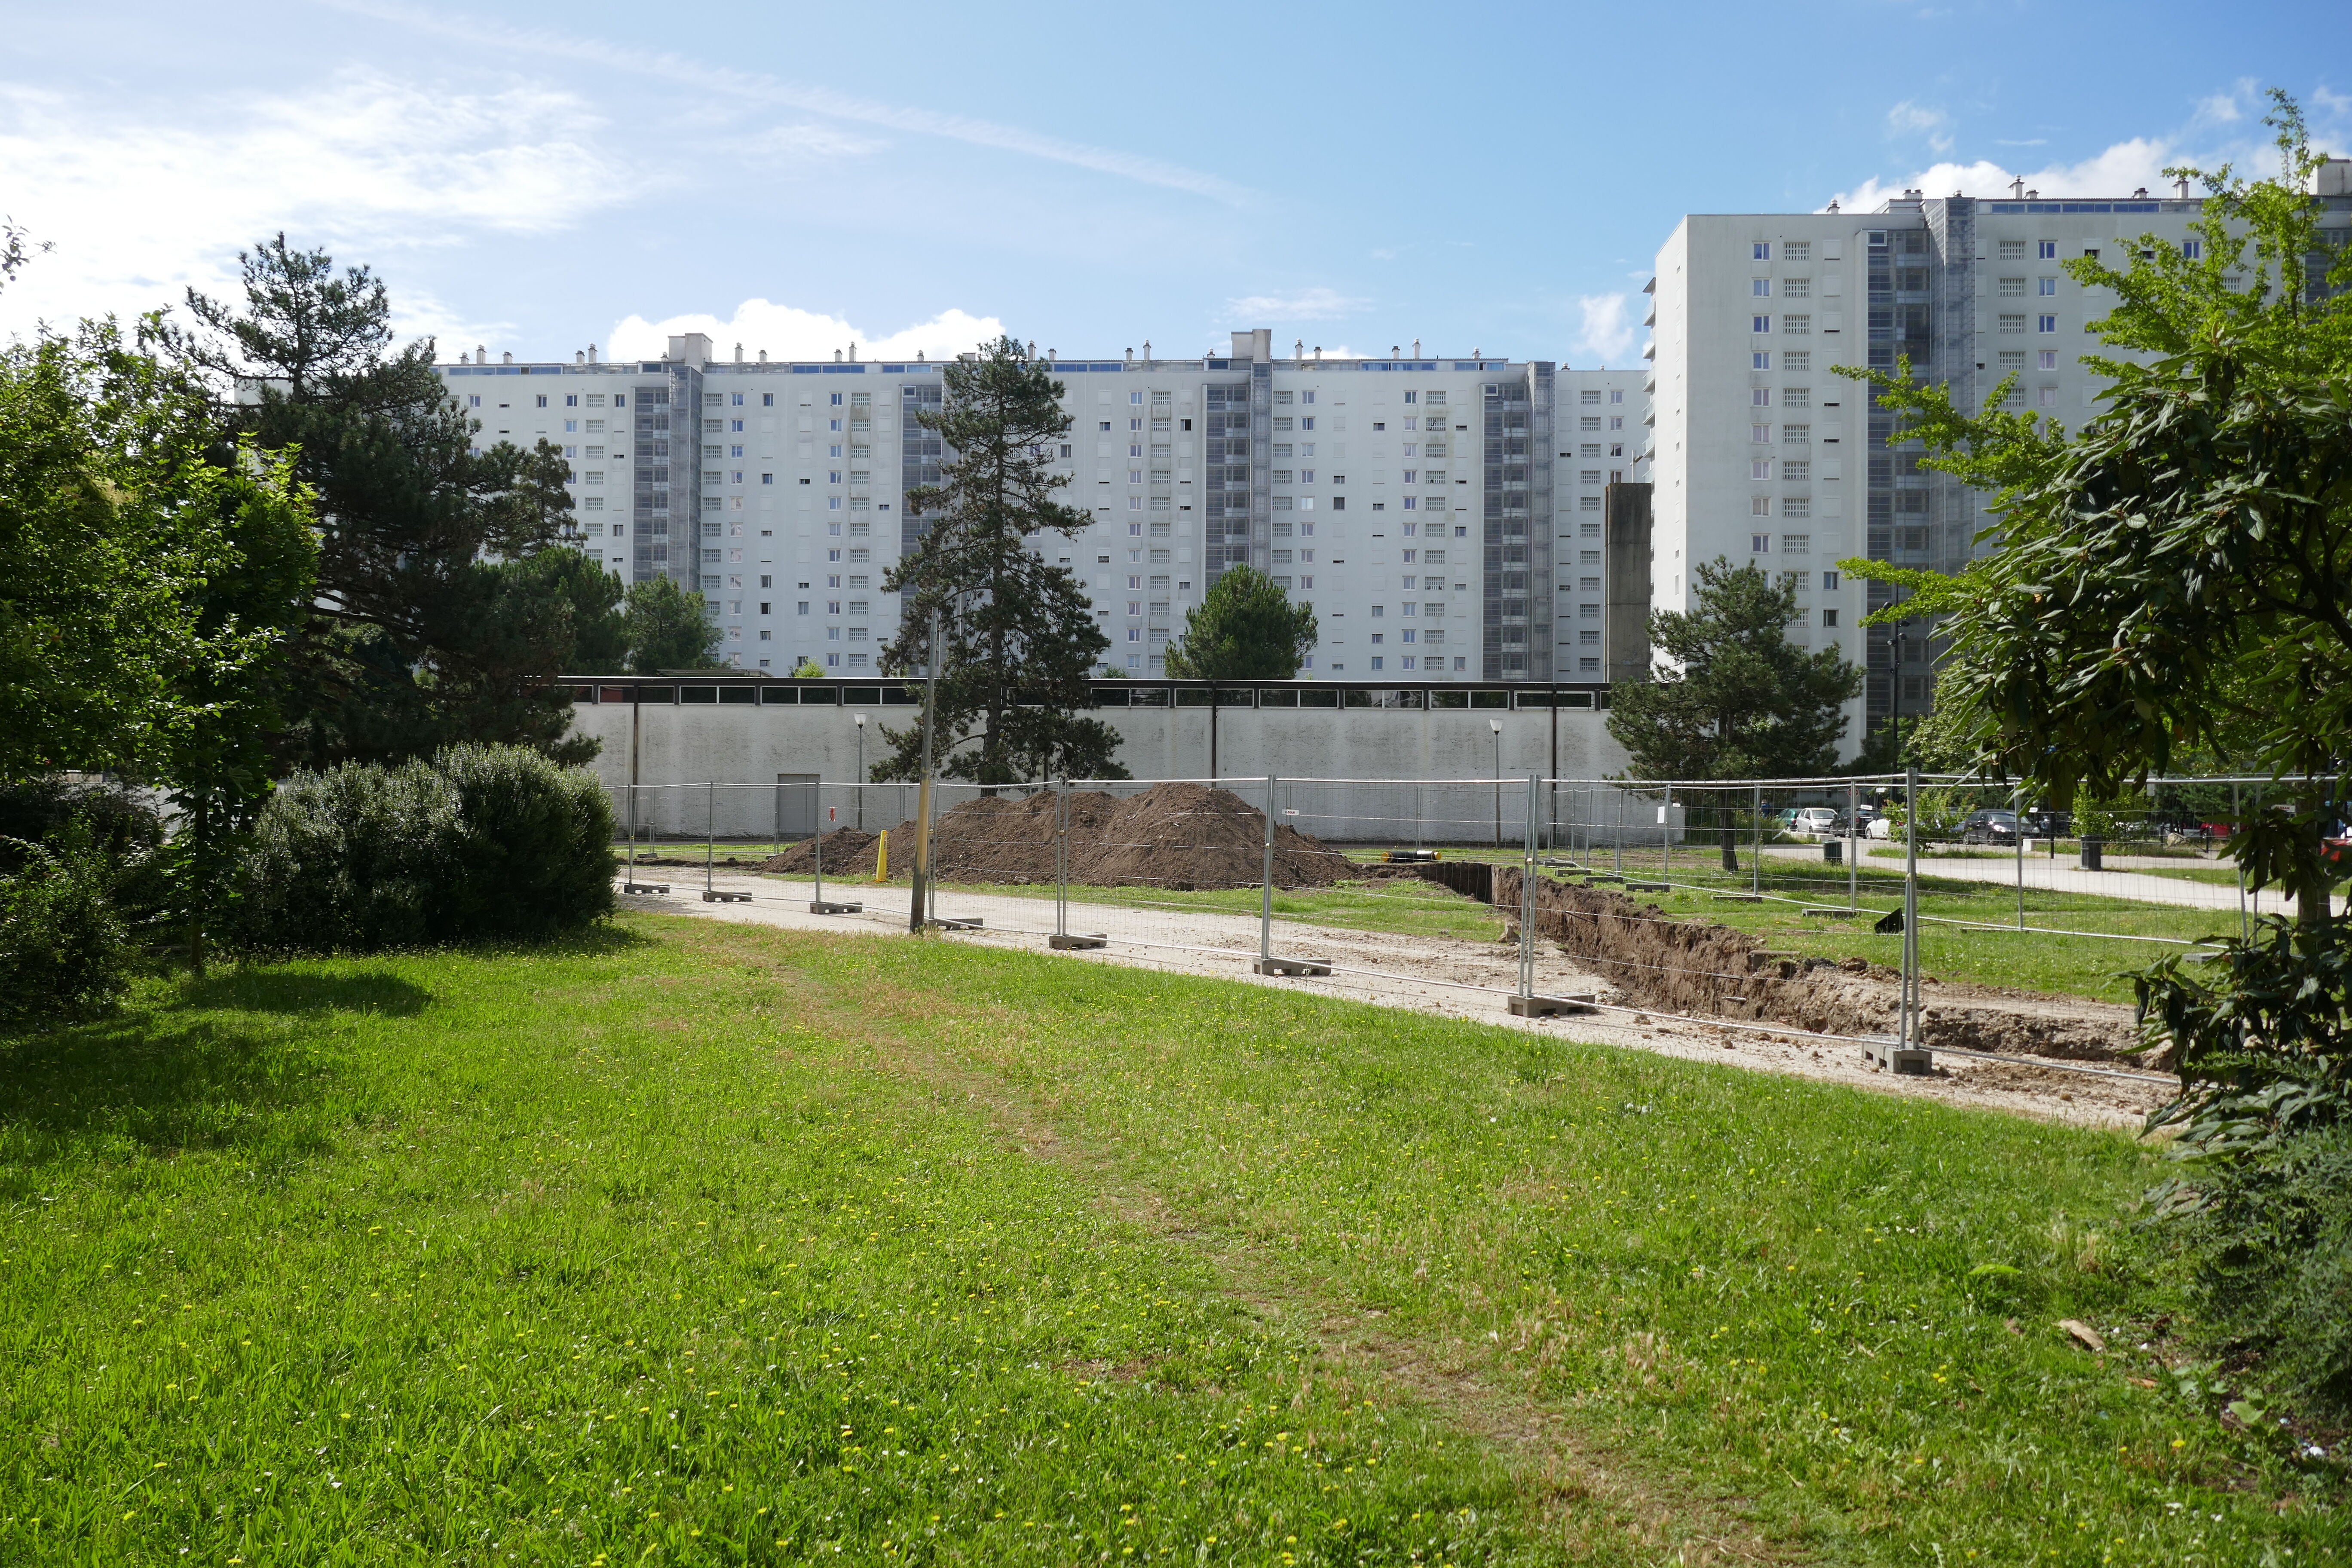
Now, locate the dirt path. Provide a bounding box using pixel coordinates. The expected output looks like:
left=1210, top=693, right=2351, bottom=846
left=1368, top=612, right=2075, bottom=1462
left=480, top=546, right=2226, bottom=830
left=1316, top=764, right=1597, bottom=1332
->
left=621, top=867, right=2171, bottom=1130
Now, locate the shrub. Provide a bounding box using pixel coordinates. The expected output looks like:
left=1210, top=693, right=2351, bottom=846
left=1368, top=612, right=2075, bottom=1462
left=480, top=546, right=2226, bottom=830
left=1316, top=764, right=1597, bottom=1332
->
left=0, top=827, right=129, bottom=1030
left=2172, top=1125, right=2352, bottom=1418
left=239, top=744, right=614, bottom=952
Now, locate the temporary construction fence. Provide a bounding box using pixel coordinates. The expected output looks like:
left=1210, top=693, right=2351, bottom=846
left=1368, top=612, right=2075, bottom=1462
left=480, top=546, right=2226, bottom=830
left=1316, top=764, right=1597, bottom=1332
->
left=606, top=769, right=2330, bottom=1090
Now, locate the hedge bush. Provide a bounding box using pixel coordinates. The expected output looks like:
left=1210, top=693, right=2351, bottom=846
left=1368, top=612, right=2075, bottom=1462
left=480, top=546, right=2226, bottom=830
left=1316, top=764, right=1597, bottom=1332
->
left=0, top=827, right=129, bottom=1030
left=239, top=744, right=614, bottom=952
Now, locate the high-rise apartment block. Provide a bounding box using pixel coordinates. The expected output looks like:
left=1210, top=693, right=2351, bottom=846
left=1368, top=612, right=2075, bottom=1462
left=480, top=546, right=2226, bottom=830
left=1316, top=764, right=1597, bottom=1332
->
left=1645, top=169, right=2352, bottom=741
left=436, top=331, right=1647, bottom=682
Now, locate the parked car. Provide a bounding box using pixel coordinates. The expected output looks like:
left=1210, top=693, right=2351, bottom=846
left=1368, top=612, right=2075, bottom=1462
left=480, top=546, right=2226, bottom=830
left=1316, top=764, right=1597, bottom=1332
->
left=1866, top=814, right=1895, bottom=840
left=1789, top=806, right=1842, bottom=837
left=1958, top=808, right=2020, bottom=845
left=2018, top=808, right=2072, bottom=839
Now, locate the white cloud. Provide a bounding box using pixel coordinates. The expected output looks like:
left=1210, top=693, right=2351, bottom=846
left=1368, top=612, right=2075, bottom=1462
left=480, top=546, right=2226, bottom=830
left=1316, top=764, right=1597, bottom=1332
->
left=0, top=71, right=634, bottom=340
left=1827, top=80, right=2352, bottom=215
left=1886, top=100, right=1955, bottom=154
left=1222, top=286, right=1369, bottom=322
left=607, top=300, right=1005, bottom=363
left=1571, top=293, right=1639, bottom=366
left=1828, top=137, right=2180, bottom=213
left=330, top=0, right=1250, bottom=203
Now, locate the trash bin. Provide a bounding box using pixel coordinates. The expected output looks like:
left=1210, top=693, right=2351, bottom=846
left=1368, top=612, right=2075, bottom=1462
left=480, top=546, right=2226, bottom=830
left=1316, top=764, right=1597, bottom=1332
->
left=1823, top=839, right=1843, bottom=864
left=2079, top=836, right=2104, bottom=871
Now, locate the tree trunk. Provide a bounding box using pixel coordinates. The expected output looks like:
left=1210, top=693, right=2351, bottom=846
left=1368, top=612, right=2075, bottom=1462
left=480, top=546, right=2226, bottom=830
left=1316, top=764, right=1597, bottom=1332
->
left=1719, top=824, right=1740, bottom=873
left=2296, top=788, right=2337, bottom=932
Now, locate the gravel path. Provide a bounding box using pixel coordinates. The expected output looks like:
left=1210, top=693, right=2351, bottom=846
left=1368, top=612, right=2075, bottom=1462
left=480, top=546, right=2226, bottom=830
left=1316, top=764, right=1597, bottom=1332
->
left=619, top=867, right=2172, bottom=1133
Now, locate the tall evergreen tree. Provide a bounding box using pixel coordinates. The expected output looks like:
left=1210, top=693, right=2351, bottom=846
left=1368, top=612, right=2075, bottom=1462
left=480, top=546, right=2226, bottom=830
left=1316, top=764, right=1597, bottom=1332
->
left=620, top=574, right=720, bottom=674
left=171, top=235, right=592, bottom=766
left=876, top=337, right=1124, bottom=784
left=1607, top=557, right=1863, bottom=779
left=1163, top=563, right=1317, bottom=679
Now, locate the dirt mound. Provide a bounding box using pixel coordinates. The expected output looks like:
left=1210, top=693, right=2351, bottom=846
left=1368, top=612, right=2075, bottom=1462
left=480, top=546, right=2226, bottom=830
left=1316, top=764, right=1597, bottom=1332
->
left=1470, top=865, right=2146, bottom=1063
left=761, top=781, right=1348, bottom=891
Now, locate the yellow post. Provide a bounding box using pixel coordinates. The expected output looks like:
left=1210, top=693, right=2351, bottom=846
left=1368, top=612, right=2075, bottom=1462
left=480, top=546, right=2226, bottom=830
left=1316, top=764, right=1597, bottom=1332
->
left=873, top=830, right=888, bottom=883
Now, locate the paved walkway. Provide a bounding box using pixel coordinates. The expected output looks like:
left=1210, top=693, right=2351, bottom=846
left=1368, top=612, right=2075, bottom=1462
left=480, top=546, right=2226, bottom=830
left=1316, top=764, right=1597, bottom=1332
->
left=1752, top=844, right=2333, bottom=916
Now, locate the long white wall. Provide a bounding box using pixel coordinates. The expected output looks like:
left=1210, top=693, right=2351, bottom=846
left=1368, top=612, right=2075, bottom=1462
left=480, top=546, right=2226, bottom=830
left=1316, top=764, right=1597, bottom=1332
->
left=574, top=699, right=1661, bottom=846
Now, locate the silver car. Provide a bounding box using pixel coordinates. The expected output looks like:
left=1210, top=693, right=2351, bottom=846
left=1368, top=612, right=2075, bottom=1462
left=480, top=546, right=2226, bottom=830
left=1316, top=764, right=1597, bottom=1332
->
left=1790, top=806, right=1842, bottom=837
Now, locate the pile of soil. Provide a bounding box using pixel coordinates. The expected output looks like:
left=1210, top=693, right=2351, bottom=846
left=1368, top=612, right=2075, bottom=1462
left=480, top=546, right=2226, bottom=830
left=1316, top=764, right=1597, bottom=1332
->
left=760, top=781, right=1349, bottom=891
left=1466, top=864, right=2148, bottom=1063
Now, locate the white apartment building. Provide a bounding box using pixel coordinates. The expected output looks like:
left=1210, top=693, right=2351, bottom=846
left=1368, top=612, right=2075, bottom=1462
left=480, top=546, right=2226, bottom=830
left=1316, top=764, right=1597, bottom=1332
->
left=437, top=329, right=1647, bottom=682
left=1646, top=184, right=2281, bottom=746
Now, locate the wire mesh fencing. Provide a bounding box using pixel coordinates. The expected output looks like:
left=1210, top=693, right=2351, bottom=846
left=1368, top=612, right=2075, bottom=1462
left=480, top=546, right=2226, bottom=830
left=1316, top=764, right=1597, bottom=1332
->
left=602, top=766, right=2335, bottom=1087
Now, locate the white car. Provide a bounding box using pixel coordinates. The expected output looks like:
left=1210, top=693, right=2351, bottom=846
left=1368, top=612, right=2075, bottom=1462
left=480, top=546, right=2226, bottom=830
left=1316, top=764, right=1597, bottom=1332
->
left=1867, top=815, right=1895, bottom=839
left=1790, top=807, right=1841, bottom=837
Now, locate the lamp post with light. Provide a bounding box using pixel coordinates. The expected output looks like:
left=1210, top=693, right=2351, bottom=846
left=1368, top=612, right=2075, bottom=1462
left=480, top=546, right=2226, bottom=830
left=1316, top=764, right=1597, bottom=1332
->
left=1490, top=719, right=1503, bottom=848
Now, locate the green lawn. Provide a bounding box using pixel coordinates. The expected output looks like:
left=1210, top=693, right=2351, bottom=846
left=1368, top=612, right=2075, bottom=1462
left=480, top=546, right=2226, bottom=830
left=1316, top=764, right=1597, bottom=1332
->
left=3, top=917, right=2341, bottom=1564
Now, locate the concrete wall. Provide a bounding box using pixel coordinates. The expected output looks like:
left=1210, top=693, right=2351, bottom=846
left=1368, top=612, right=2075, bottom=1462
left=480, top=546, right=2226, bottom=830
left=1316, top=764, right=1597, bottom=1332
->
left=575, top=696, right=1677, bottom=847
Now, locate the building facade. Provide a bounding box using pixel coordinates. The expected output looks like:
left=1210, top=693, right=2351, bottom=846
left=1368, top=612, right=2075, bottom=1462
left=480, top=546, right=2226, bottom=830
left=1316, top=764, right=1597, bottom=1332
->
left=1646, top=187, right=2229, bottom=744
left=436, top=330, right=1648, bottom=683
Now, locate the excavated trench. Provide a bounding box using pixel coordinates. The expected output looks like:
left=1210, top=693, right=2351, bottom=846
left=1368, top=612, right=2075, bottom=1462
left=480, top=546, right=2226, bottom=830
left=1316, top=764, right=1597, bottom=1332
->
left=1439, top=863, right=2149, bottom=1064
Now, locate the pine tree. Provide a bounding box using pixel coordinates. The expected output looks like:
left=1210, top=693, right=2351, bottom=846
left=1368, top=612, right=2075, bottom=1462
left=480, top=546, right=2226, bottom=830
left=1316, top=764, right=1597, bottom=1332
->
left=172, top=235, right=591, bottom=766
left=1163, top=563, right=1317, bottom=679
left=1607, top=557, right=1863, bottom=779
left=876, top=337, right=1124, bottom=784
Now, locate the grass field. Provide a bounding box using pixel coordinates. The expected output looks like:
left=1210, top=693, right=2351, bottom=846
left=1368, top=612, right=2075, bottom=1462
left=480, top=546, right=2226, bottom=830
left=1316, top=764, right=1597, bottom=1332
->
left=4, top=915, right=2343, bottom=1563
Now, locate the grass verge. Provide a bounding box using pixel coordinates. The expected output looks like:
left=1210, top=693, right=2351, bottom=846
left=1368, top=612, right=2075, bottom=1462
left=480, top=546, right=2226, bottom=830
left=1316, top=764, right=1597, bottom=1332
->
left=5, top=916, right=2344, bottom=1563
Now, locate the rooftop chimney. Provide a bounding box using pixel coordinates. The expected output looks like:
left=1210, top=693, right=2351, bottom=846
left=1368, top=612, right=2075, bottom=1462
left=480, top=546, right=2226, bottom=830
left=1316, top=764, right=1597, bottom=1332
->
left=734, top=342, right=744, bottom=362
left=1230, top=328, right=1271, bottom=361
left=1412, top=339, right=1421, bottom=357
left=502, top=351, right=512, bottom=364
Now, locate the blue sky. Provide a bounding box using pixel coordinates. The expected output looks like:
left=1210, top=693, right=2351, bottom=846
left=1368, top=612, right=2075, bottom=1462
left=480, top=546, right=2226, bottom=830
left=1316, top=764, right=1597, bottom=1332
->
left=3, top=1, right=2343, bottom=369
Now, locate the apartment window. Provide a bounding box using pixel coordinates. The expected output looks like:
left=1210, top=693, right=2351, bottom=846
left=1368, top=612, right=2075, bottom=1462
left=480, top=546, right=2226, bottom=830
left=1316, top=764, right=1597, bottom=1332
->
left=1782, top=423, right=1810, bottom=443
left=1752, top=278, right=1771, bottom=297
left=1780, top=386, right=1809, bottom=408
left=1783, top=241, right=1810, bottom=262
left=1998, top=313, right=2027, bottom=334
left=763, top=392, right=775, bottom=406
left=2038, top=350, right=2059, bottom=370
left=1782, top=460, right=1810, bottom=481
left=1751, top=423, right=1772, bottom=444
left=1751, top=387, right=1771, bottom=407
left=1999, top=350, right=2027, bottom=371
left=2038, top=277, right=2058, bottom=296
left=1580, top=389, right=1602, bottom=405
left=2037, top=315, right=2058, bottom=334
left=1782, top=533, right=1810, bottom=555
left=467, top=394, right=481, bottom=407
left=1752, top=315, right=1771, bottom=334
left=1782, top=496, right=1810, bottom=518
left=1782, top=352, right=1810, bottom=372
left=1998, top=277, right=2027, bottom=297
left=831, top=392, right=843, bottom=405
left=1998, top=239, right=2027, bottom=260
left=1751, top=533, right=1770, bottom=554
left=1783, top=315, right=1810, bottom=334
left=2037, top=240, right=2057, bottom=260
left=2182, top=239, right=2202, bottom=260
left=1750, top=459, right=1772, bottom=480
left=1753, top=241, right=1770, bottom=260
left=534, top=394, right=547, bottom=407
left=1822, top=608, right=1838, bottom=628
left=565, top=394, right=578, bottom=407
left=1782, top=277, right=1810, bottom=298
left=1751, top=352, right=1770, bottom=370
left=2039, top=386, right=2058, bottom=407
left=1750, top=495, right=1771, bottom=517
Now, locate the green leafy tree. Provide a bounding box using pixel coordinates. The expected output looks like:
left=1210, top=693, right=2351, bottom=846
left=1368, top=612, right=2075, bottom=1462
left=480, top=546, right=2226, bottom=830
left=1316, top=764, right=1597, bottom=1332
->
left=621, top=573, right=720, bottom=674
left=171, top=235, right=589, bottom=766
left=1835, top=94, right=2351, bottom=928
left=1163, top=563, right=1317, bottom=679
left=1606, top=557, right=1863, bottom=780
left=877, top=336, right=1123, bottom=784
left=790, top=658, right=825, bottom=678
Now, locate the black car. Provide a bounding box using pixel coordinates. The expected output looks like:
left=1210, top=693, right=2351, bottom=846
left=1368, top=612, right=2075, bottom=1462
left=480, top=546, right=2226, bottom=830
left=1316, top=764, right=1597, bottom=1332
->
left=1958, top=809, right=2020, bottom=845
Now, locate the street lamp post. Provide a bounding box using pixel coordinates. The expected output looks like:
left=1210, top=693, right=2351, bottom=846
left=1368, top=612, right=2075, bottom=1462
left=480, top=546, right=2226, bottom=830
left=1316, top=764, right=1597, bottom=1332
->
left=853, top=713, right=867, bottom=829
left=1489, top=719, right=1503, bottom=848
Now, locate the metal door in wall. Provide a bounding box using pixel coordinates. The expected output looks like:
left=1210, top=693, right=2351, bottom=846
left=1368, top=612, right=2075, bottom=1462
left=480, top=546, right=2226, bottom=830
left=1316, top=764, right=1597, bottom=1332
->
left=775, top=774, right=818, bottom=839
